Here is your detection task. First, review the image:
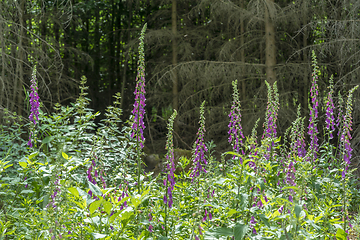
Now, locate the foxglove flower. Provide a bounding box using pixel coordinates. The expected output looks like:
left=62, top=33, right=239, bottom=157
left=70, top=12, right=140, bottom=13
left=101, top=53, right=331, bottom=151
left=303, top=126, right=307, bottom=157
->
left=228, top=80, right=244, bottom=162
left=325, top=75, right=335, bottom=139
left=307, top=51, right=320, bottom=161
left=163, top=110, right=177, bottom=208
left=263, top=81, right=279, bottom=139
left=249, top=216, right=257, bottom=235
left=47, top=175, right=61, bottom=210
left=28, top=66, right=40, bottom=148
left=190, top=101, right=208, bottom=181
left=340, top=86, right=358, bottom=178
left=131, top=24, right=147, bottom=149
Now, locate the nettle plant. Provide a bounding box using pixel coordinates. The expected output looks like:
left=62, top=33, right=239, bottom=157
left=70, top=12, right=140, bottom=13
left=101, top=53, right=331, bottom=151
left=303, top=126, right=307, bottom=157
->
left=1, top=21, right=360, bottom=240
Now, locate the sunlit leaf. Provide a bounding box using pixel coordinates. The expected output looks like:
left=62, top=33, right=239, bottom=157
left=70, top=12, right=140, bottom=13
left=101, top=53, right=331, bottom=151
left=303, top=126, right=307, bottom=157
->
left=89, top=200, right=103, bottom=214
left=68, top=187, right=79, bottom=198
left=234, top=223, right=247, bottom=240
left=103, top=200, right=112, bottom=215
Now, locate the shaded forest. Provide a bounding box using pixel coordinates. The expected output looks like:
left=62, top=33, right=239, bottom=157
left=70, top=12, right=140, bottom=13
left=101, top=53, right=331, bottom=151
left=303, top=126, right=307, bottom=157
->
left=1, top=0, right=360, bottom=162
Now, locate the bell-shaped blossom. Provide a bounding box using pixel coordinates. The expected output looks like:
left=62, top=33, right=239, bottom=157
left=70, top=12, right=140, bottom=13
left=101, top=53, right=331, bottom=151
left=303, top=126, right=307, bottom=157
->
left=163, top=110, right=177, bottom=208
left=340, top=86, right=358, bottom=178
left=131, top=24, right=147, bottom=149
left=307, top=51, right=320, bottom=161
left=28, top=66, right=40, bottom=148
left=190, top=101, right=208, bottom=181
left=228, top=80, right=244, bottom=162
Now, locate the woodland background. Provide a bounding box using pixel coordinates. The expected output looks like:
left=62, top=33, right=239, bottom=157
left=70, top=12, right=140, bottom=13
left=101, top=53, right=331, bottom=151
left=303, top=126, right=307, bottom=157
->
left=1, top=0, right=360, bottom=164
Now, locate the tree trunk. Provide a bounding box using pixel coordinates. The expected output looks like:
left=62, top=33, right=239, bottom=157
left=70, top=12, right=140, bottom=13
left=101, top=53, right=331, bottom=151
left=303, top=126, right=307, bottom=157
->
left=240, top=0, right=246, bottom=101
left=264, top=0, right=276, bottom=86
left=302, top=0, right=308, bottom=115
left=120, top=1, right=133, bottom=111
left=172, top=0, right=179, bottom=134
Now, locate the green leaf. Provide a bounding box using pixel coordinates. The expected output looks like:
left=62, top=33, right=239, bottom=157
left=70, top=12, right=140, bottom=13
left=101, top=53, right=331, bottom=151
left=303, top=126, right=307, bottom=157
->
left=227, top=209, right=239, bottom=217
left=103, top=200, right=112, bottom=215
left=88, top=181, right=103, bottom=197
left=131, top=195, right=141, bottom=209
left=28, top=152, right=38, bottom=160
left=93, top=233, right=107, bottom=239
left=43, top=136, right=53, bottom=144
left=20, top=190, right=34, bottom=194
left=335, top=228, right=347, bottom=240
left=68, top=187, right=79, bottom=198
left=19, top=162, right=27, bottom=168
left=119, top=207, right=134, bottom=221
left=62, top=152, right=69, bottom=160
left=234, top=223, right=247, bottom=240
left=89, top=200, right=103, bottom=214
left=259, top=214, right=270, bottom=227
left=282, top=186, right=299, bottom=191
left=109, top=211, right=121, bottom=223
left=206, top=227, right=233, bottom=237
left=294, top=205, right=302, bottom=219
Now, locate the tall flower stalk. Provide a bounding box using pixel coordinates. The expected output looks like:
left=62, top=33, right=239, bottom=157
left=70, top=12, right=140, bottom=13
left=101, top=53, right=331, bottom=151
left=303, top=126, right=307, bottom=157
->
left=228, top=80, right=244, bottom=163
left=307, top=51, right=320, bottom=161
left=163, top=110, right=177, bottom=237
left=340, top=85, right=358, bottom=232
left=263, top=81, right=279, bottom=140
left=325, top=75, right=336, bottom=140
left=190, top=101, right=208, bottom=181
left=28, top=66, right=40, bottom=148
left=262, top=81, right=279, bottom=163
left=131, top=24, right=147, bottom=192
left=190, top=101, right=208, bottom=240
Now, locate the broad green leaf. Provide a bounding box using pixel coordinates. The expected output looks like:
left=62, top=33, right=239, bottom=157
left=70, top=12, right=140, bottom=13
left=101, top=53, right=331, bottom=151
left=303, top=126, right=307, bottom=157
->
left=103, top=200, right=112, bottom=215
left=89, top=200, right=103, bottom=214
left=259, top=214, right=270, bottom=227
left=227, top=209, right=238, bottom=217
left=109, top=211, right=121, bottom=223
left=294, top=205, right=302, bottom=219
left=119, top=207, right=134, bottom=221
left=234, top=223, right=247, bottom=240
left=72, top=199, right=86, bottom=210
left=20, top=190, right=34, bottom=194
left=93, top=233, right=107, bottom=239
left=206, top=227, right=233, bottom=237
left=28, top=152, right=38, bottom=160
left=88, top=181, right=103, bottom=197
left=131, top=195, right=141, bottom=208
left=335, top=228, right=347, bottom=240
left=68, top=187, right=79, bottom=198
left=43, top=136, right=53, bottom=144
left=19, top=162, right=27, bottom=168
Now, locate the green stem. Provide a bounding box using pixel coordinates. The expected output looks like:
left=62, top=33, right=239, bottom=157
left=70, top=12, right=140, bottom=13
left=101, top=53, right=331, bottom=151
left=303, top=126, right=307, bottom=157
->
left=343, top=167, right=347, bottom=232
left=165, top=180, right=168, bottom=237
left=137, top=141, right=141, bottom=193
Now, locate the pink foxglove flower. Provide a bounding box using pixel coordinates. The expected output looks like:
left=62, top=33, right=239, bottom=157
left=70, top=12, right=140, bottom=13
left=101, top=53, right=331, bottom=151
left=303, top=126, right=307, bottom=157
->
left=228, top=80, right=244, bottom=162
left=28, top=66, right=40, bottom=148
left=307, top=51, right=320, bottom=161
left=131, top=24, right=147, bottom=149
left=340, top=86, right=358, bottom=178
left=190, top=101, right=208, bottom=181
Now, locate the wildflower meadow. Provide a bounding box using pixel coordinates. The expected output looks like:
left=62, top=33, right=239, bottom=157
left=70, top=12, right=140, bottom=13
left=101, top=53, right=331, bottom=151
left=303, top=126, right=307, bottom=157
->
left=1, top=24, right=360, bottom=240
